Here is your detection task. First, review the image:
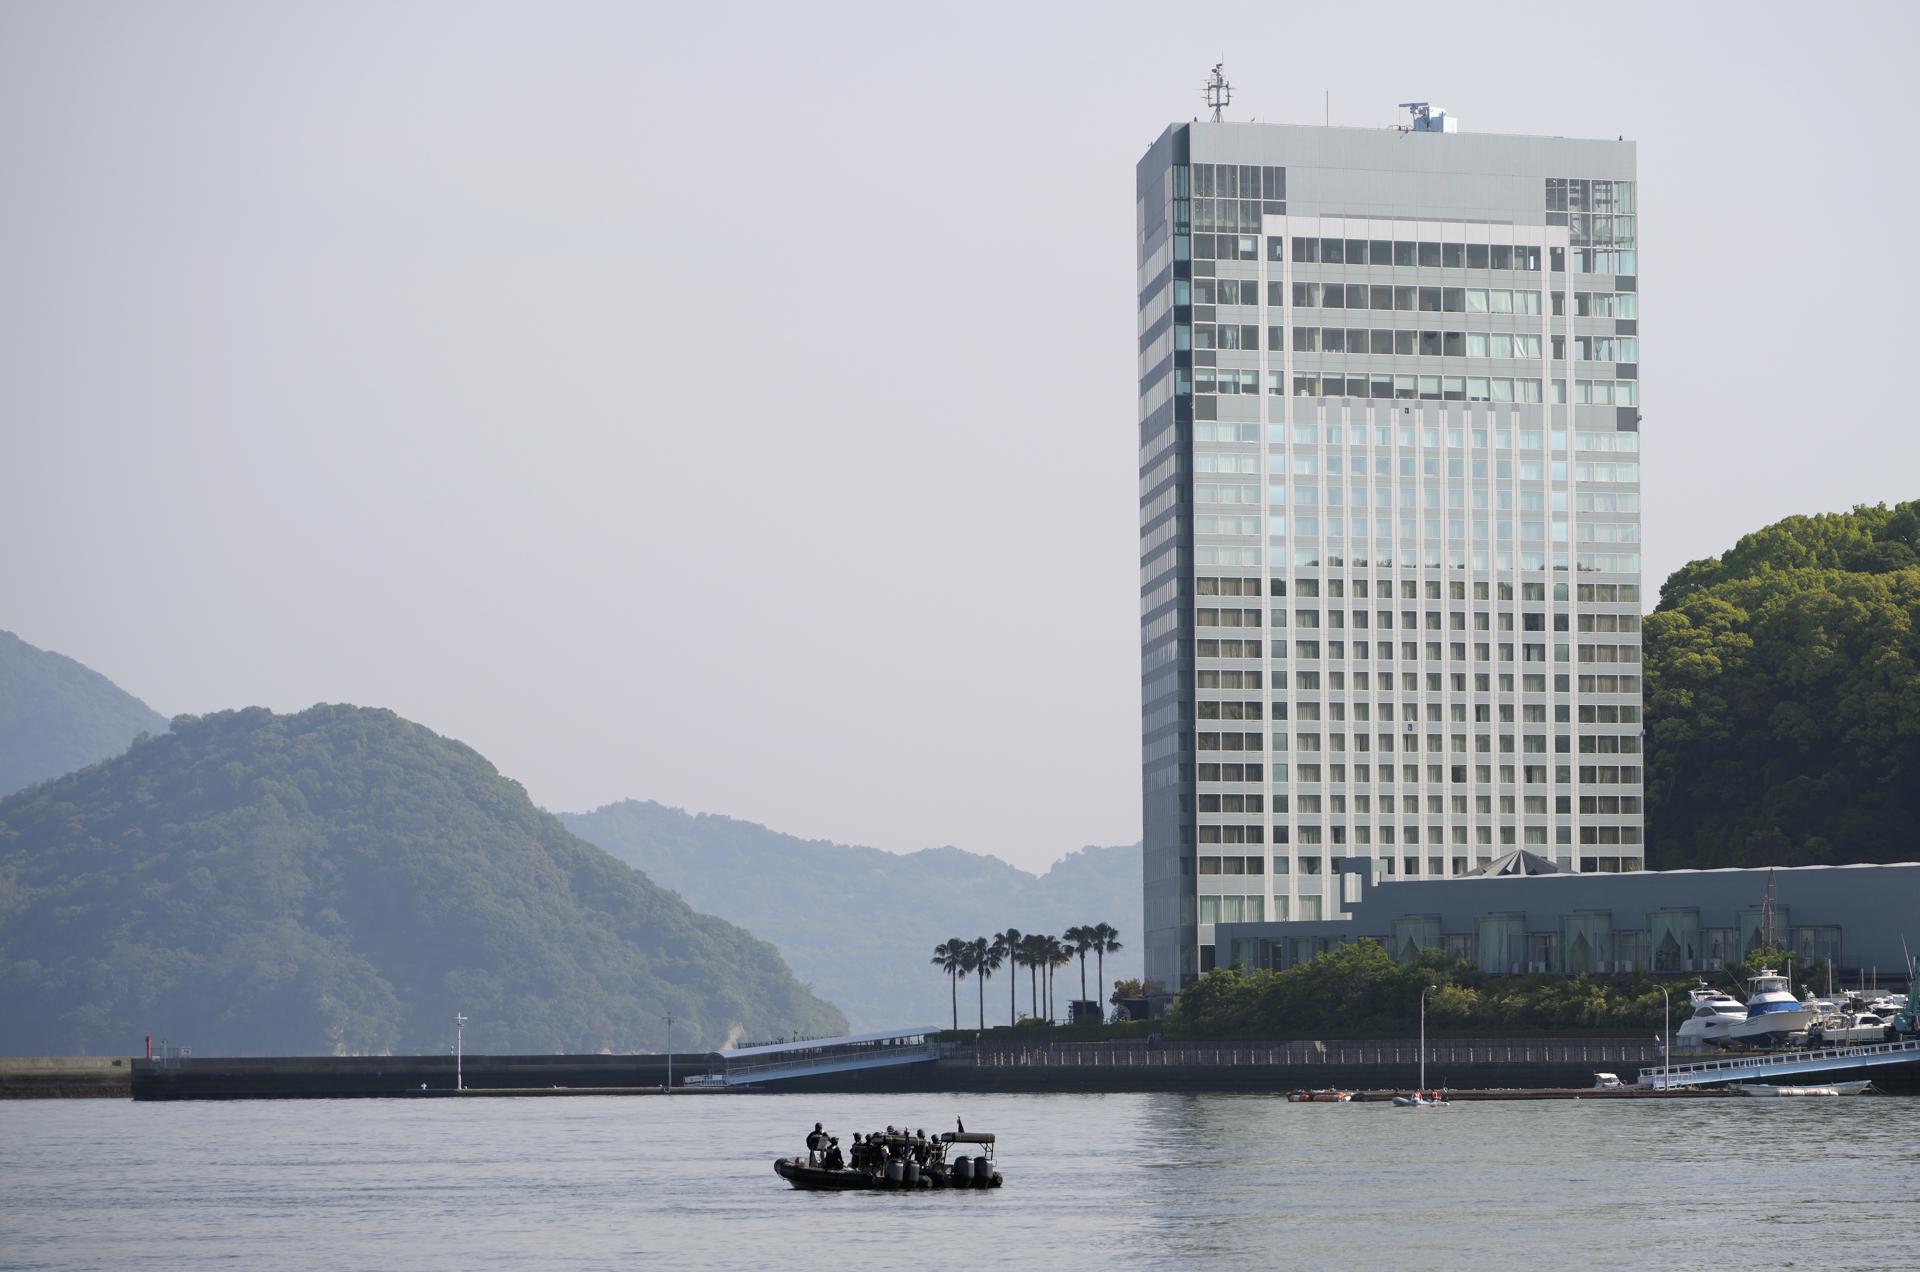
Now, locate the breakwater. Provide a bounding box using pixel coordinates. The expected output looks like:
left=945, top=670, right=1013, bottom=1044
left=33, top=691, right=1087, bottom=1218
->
left=130, top=1052, right=708, bottom=1100
left=124, top=1037, right=1666, bottom=1100
left=106, top=1036, right=1920, bottom=1100
left=0, top=1057, right=134, bottom=1099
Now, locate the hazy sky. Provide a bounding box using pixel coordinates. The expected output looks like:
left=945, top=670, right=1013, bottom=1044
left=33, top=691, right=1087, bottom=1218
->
left=3, top=2, right=1915, bottom=871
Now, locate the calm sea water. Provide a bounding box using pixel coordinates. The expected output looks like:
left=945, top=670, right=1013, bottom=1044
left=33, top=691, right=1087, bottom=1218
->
left=4, top=1092, right=1918, bottom=1270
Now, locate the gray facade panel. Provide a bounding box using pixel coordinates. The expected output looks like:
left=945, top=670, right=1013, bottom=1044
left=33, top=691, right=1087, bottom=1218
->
left=1216, top=863, right=1920, bottom=979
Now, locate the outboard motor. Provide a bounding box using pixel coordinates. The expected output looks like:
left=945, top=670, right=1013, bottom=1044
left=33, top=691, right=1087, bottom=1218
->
left=952, top=1155, right=974, bottom=1185
left=884, top=1160, right=904, bottom=1185
left=973, top=1155, right=991, bottom=1187
left=903, top=1161, right=920, bottom=1186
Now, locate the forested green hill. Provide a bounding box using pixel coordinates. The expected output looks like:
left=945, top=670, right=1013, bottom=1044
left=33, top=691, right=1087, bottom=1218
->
left=0, top=705, right=845, bottom=1056
left=0, top=630, right=168, bottom=800
left=1645, top=501, right=1920, bottom=868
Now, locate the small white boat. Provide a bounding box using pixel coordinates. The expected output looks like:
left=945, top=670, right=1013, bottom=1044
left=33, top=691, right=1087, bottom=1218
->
left=1732, top=1081, right=1874, bottom=1097
left=1806, top=1012, right=1892, bottom=1047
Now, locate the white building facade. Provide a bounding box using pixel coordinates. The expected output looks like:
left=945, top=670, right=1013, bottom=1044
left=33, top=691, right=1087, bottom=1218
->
left=1138, top=119, right=1645, bottom=998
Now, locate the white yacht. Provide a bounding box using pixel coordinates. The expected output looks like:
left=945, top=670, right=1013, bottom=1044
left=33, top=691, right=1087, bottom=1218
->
left=1675, top=984, right=1747, bottom=1049
left=1720, top=968, right=1813, bottom=1047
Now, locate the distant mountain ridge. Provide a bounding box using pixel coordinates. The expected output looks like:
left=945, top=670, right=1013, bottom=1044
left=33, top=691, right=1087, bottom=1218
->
left=0, top=705, right=845, bottom=1055
left=561, top=800, right=1142, bottom=1030
left=0, top=629, right=168, bottom=800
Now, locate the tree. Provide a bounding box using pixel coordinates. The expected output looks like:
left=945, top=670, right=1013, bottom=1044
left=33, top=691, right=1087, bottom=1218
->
left=1109, top=978, right=1145, bottom=1005
left=1091, top=923, right=1124, bottom=1007
left=969, top=936, right=998, bottom=1029
left=1643, top=500, right=1920, bottom=869
left=931, top=939, right=966, bottom=1030
left=957, top=939, right=982, bottom=1026
left=1162, top=941, right=1700, bottom=1040
left=1019, top=934, right=1047, bottom=1019
left=993, top=928, right=1022, bottom=1026
left=1063, top=925, right=1093, bottom=1007
left=1729, top=946, right=1795, bottom=986
left=1043, top=936, right=1071, bottom=1022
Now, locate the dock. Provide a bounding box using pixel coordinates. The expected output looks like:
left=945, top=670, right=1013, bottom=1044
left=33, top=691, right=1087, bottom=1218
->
left=1641, top=1037, right=1920, bottom=1089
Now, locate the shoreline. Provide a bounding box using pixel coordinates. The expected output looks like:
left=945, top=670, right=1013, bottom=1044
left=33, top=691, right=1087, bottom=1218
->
left=9, top=1036, right=1914, bottom=1101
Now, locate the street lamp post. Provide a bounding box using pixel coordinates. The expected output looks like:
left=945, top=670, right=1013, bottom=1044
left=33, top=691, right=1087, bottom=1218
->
left=1657, top=986, right=1670, bottom=1091
left=1418, top=984, right=1437, bottom=1096
left=454, top=1012, right=467, bottom=1092
left=663, top=1013, right=674, bottom=1094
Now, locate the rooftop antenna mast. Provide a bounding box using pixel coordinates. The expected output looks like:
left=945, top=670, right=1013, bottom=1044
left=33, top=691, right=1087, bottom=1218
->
left=1761, top=867, right=1777, bottom=951
left=1204, top=63, right=1232, bottom=122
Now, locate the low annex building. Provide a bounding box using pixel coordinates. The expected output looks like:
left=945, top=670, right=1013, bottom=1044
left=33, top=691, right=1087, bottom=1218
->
left=1213, top=861, right=1920, bottom=980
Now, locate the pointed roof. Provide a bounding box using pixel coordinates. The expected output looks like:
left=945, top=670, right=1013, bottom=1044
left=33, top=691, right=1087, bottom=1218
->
left=1467, top=848, right=1562, bottom=878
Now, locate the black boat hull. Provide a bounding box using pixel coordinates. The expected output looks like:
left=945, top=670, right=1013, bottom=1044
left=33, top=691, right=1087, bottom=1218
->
left=775, top=1158, right=890, bottom=1190
left=772, top=1158, right=1002, bottom=1191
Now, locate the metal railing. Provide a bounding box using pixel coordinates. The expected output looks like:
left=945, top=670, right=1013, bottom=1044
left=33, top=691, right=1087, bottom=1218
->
left=1639, top=1037, right=1920, bottom=1089
left=693, top=1039, right=941, bottom=1085
left=954, top=1037, right=1664, bottom=1069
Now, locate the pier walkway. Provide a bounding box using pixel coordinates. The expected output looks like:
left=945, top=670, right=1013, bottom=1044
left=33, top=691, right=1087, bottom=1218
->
left=1639, top=1038, right=1920, bottom=1089
left=683, top=1027, right=941, bottom=1087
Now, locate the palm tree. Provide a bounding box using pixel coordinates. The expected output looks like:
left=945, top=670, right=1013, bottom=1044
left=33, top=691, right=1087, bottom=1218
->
left=1059, top=937, right=1075, bottom=1029
left=931, top=938, right=966, bottom=1030
left=970, top=936, right=999, bottom=1029
left=1064, top=924, right=1094, bottom=1008
left=1019, top=934, right=1047, bottom=1020
left=993, top=929, right=1022, bottom=1026
left=1091, top=923, right=1124, bottom=1009
left=957, top=939, right=981, bottom=1024
left=1044, top=935, right=1070, bottom=1022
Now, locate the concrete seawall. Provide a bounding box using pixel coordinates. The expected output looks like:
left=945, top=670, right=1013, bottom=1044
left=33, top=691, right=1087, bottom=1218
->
left=106, top=1037, right=1920, bottom=1100
left=126, top=1037, right=1670, bottom=1100
left=131, top=1052, right=708, bottom=1100
left=0, top=1057, right=134, bottom=1099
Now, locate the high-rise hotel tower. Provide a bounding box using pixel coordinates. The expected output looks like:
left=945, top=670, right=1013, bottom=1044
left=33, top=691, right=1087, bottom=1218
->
left=1138, top=111, right=1645, bottom=997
